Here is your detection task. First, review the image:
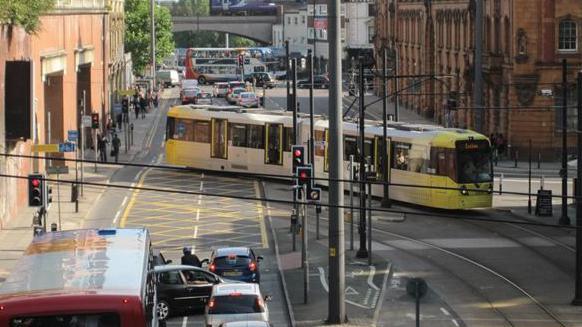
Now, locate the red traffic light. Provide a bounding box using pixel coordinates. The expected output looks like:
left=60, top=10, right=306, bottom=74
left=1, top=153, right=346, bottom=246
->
left=31, top=179, right=40, bottom=187
left=294, top=149, right=302, bottom=157
left=299, top=171, right=308, bottom=180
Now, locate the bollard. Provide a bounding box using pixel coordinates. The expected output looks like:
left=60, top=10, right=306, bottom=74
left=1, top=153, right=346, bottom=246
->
left=514, top=149, right=519, bottom=168
left=538, top=152, right=541, bottom=169
left=499, top=173, right=503, bottom=194
left=130, top=123, right=134, bottom=146
left=71, top=184, right=78, bottom=203
left=50, top=223, right=57, bottom=232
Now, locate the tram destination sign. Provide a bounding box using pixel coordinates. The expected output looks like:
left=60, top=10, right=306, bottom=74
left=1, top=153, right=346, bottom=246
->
left=456, top=140, right=489, bottom=151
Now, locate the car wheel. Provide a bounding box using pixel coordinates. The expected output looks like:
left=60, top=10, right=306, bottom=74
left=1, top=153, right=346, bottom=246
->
left=198, top=76, right=206, bottom=85
left=157, top=300, right=171, bottom=321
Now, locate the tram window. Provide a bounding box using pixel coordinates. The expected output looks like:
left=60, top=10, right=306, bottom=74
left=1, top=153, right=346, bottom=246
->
left=364, top=139, right=374, bottom=163
left=315, top=130, right=325, bottom=156
left=174, top=119, right=194, bottom=141
left=248, top=125, right=265, bottom=149
left=392, top=143, right=411, bottom=171
left=283, top=127, right=293, bottom=151
left=344, top=136, right=357, bottom=160
left=193, top=120, right=210, bottom=143
left=231, top=124, right=248, bottom=147
left=166, top=117, right=175, bottom=140
left=408, top=145, right=427, bottom=173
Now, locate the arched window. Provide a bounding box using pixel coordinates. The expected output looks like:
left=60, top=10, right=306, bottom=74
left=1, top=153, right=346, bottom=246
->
left=559, top=20, right=577, bottom=51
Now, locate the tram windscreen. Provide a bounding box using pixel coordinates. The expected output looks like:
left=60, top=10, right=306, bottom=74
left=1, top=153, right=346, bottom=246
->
left=456, top=140, right=492, bottom=184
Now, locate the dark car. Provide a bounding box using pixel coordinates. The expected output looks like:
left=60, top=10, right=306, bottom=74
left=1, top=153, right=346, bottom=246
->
left=204, top=247, right=263, bottom=283
left=297, top=75, right=329, bottom=89
left=244, top=72, right=275, bottom=89
left=155, top=265, right=223, bottom=320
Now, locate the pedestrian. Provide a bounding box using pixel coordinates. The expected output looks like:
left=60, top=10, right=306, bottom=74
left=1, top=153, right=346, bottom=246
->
left=139, top=96, right=147, bottom=119
left=181, top=247, right=201, bottom=267
left=116, top=113, right=122, bottom=131
left=134, top=100, right=140, bottom=120
left=97, top=133, right=108, bottom=162
left=497, top=133, right=506, bottom=159
left=153, top=93, right=159, bottom=109
left=111, top=133, right=121, bottom=163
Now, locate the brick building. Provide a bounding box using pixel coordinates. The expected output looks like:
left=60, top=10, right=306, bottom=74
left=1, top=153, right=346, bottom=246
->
left=374, top=0, right=582, bottom=157
left=0, top=0, right=112, bottom=226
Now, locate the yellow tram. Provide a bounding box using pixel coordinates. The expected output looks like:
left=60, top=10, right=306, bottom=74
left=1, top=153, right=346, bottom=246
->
left=165, top=105, right=493, bottom=209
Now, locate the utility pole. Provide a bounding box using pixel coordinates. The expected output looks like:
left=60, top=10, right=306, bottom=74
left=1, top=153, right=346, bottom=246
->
left=286, top=40, right=291, bottom=111
left=312, top=0, right=317, bottom=74
left=559, top=59, right=570, bottom=226
left=150, top=0, right=156, bottom=86
left=381, top=47, right=391, bottom=207
left=473, top=0, right=484, bottom=132
left=356, top=61, right=368, bottom=259
left=292, top=59, right=298, bottom=143
left=327, top=0, right=346, bottom=319
left=308, top=49, right=320, bottom=239
left=393, top=48, right=399, bottom=122
left=572, top=71, right=582, bottom=305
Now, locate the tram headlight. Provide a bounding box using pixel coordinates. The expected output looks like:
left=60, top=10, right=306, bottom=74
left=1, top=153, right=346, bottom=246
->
left=460, top=185, right=469, bottom=196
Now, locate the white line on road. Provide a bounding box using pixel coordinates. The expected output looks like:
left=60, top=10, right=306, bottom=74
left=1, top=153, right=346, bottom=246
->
left=440, top=307, right=450, bottom=316
left=113, top=209, right=121, bottom=225
left=363, top=288, right=372, bottom=305
left=121, top=196, right=128, bottom=208
left=181, top=316, right=188, bottom=327
left=452, top=319, right=460, bottom=327
left=194, top=225, right=199, bottom=239
left=317, top=267, right=371, bottom=310
left=368, top=266, right=380, bottom=291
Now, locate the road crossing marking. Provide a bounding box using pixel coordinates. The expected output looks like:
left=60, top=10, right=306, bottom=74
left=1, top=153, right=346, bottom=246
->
left=119, top=168, right=150, bottom=227
left=254, top=181, right=269, bottom=249
left=181, top=316, right=188, bottom=327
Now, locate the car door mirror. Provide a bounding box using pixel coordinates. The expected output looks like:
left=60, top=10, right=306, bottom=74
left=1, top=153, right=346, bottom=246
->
left=201, top=258, right=209, bottom=265
left=264, top=295, right=272, bottom=302
left=257, top=256, right=264, bottom=261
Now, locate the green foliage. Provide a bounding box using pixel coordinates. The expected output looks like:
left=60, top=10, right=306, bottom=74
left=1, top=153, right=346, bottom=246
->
left=169, top=0, right=209, bottom=17
left=125, top=0, right=175, bottom=75
left=0, top=0, right=55, bottom=33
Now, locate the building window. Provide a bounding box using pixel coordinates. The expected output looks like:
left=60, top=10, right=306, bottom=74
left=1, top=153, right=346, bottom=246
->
left=294, top=17, right=298, bottom=24
left=302, top=15, right=305, bottom=24
left=554, top=84, right=578, bottom=131
left=288, top=17, right=291, bottom=24
left=368, top=25, right=374, bottom=43
left=559, top=20, right=577, bottom=51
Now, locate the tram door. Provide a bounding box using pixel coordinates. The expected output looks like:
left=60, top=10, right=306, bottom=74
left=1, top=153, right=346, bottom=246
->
left=265, top=123, right=283, bottom=165
left=374, top=136, right=391, bottom=179
left=211, top=119, right=228, bottom=159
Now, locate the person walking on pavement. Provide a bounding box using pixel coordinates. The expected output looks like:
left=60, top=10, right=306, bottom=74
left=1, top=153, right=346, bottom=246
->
left=97, top=133, right=108, bottom=162
left=181, top=247, right=201, bottom=267
left=111, top=133, right=121, bottom=163
left=139, top=95, right=147, bottom=119
left=116, top=113, right=123, bottom=131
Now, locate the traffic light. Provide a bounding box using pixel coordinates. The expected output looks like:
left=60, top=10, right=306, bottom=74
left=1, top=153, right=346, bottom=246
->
left=28, top=174, right=45, bottom=207
left=91, top=113, right=100, bottom=129
left=291, top=145, right=306, bottom=173
left=307, top=187, right=321, bottom=202
left=297, top=165, right=312, bottom=186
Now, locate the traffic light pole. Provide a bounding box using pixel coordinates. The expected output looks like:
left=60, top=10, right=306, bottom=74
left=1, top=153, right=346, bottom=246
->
left=302, top=184, right=309, bottom=304
left=573, top=71, right=582, bottom=305
left=559, top=59, right=570, bottom=226
left=308, top=49, right=320, bottom=240
left=356, top=62, right=368, bottom=259
left=381, top=47, right=391, bottom=208
left=285, top=40, right=290, bottom=111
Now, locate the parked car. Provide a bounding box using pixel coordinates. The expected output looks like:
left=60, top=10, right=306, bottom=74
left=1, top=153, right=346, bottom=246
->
left=297, top=75, right=329, bottom=89
left=203, top=247, right=262, bottom=283
left=226, top=87, right=246, bottom=105
left=213, top=82, right=230, bottom=97
left=157, top=69, right=180, bottom=88
left=238, top=92, right=259, bottom=108
left=155, top=265, right=224, bottom=320
left=220, top=321, right=272, bottom=327
left=244, top=72, right=275, bottom=89
left=204, top=283, right=270, bottom=327
left=181, top=87, right=199, bottom=104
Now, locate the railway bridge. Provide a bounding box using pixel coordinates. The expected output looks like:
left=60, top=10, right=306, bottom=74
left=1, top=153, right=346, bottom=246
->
left=172, top=16, right=278, bottom=44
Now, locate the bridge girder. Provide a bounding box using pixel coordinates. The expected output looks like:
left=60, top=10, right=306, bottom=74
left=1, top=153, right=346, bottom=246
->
left=172, top=16, right=276, bottom=44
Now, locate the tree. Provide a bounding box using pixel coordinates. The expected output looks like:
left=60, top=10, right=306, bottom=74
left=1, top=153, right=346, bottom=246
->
left=169, top=0, right=209, bottom=17
left=125, top=0, right=175, bottom=75
left=0, top=0, right=55, bottom=33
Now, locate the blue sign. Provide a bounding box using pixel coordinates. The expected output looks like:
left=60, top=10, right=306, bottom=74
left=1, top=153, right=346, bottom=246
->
left=67, top=130, right=78, bottom=142
left=59, top=142, right=76, bottom=153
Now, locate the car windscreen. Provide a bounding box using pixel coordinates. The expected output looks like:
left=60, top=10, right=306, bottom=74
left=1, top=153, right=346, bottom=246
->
left=208, top=295, right=263, bottom=314
left=184, top=89, right=198, bottom=96
left=11, top=313, right=120, bottom=327
left=214, top=255, right=251, bottom=267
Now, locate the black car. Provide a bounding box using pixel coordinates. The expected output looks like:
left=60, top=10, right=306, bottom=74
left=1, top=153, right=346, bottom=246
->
left=155, top=265, right=223, bottom=320
left=297, top=75, right=329, bottom=89
left=204, top=247, right=263, bottom=283
left=244, top=72, right=275, bottom=89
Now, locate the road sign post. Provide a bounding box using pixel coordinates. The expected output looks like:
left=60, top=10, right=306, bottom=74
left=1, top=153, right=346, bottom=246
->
left=302, top=183, right=309, bottom=304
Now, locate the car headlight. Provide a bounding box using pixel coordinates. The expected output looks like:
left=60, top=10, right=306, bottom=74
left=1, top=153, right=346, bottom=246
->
left=460, top=185, right=469, bottom=196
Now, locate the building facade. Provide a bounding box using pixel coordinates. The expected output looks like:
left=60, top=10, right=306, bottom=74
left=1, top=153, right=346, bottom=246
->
left=0, top=0, right=111, bottom=226
left=375, top=0, right=582, bottom=157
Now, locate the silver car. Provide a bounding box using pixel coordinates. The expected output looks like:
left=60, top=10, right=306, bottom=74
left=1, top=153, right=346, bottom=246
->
left=205, top=283, right=270, bottom=327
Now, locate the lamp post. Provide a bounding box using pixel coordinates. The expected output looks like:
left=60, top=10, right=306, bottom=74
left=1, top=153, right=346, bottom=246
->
left=559, top=59, right=570, bottom=226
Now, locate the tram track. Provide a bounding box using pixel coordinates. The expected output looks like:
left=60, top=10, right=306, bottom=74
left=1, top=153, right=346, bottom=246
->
left=286, top=203, right=570, bottom=326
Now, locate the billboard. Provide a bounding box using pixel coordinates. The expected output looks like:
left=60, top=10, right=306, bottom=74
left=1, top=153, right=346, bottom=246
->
left=210, top=0, right=277, bottom=16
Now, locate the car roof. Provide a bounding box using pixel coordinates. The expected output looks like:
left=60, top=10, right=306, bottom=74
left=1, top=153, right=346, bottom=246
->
left=154, top=264, right=208, bottom=273
left=240, top=92, right=255, bottom=96
left=221, top=321, right=270, bottom=327
left=214, top=247, right=251, bottom=257
left=215, top=82, right=229, bottom=85
left=212, top=282, right=260, bottom=296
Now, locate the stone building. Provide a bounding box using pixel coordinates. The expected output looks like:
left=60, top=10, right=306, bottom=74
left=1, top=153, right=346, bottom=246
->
left=0, top=0, right=111, bottom=226
left=374, top=0, right=582, bottom=157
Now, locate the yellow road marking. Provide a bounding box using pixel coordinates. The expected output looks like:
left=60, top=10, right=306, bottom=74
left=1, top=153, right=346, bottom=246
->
left=254, top=181, right=269, bottom=249
left=120, top=169, right=150, bottom=228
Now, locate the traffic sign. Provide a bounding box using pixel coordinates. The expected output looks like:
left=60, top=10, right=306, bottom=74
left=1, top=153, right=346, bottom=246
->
left=67, top=130, right=78, bottom=142
left=59, top=142, right=76, bottom=153
left=32, top=144, right=60, bottom=153
left=82, top=115, right=92, bottom=127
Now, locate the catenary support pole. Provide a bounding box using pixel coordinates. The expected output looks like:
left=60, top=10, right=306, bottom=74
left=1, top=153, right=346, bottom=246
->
left=327, top=0, right=346, bottom=319
left=528, top=139, right=532, bottom=214
left=302, top=184, right=309, bottom=304
left=572, top=71, right=582, bottom=305
left=382, top=47, right=391, bottom=207
left=349, top=155, right=354, bottom=251
left=286, top=40, right=290, bottom=111
left=473, top=0, right=484, bottom=132
left=150, top=0, right=156, bottom=84
left=559, top=59, right=570, bottom=225
left=356, top=61, right=368, bottom=259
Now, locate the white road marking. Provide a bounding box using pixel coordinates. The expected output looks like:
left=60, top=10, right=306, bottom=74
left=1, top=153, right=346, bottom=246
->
left=440, top=307, right=450, bottom=316
left=113, top=209, right=121, bottom=225
left=193, top=225, right=199, bottom=239
left=363, top=288, right=372, bottom=305
left=452, top=319, right=460, bottom=327
left=368, top=266, right=380, bottom=291
left=121, top=196, right=128, bottom=208
left=133, top=175, right=139, bottom=182
left=181, top=316, right=188, bottom=327
left=317, top=267, right=371, bottom=310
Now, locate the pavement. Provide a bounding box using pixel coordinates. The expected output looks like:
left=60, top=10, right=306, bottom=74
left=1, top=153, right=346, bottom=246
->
left=0, top=90, right=173, bottom=284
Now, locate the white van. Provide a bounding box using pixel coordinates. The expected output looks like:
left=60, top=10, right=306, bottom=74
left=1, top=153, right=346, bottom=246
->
left=157, top=70, right=180, bottom=88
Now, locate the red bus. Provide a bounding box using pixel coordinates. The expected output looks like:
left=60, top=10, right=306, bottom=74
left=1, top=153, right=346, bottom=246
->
left=0, top=228, right=159, bottom=327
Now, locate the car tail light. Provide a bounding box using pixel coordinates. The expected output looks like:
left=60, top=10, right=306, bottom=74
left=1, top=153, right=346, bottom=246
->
left=249, top=261, right=257, bottom=272
left=229, top=292, right=241, bottom=297
left=256, top=297, right=264, bottom=310
left=0, top=305, right=5, bottom=311
left=208, top=298, right=215, bottom=308
left=122, top=298, right=129, bottom=304
left=209, top=263, right=216, bottom=272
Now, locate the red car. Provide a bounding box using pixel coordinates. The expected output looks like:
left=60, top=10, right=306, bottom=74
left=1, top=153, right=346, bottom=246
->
left=181, top=88, right=199, bottom=104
